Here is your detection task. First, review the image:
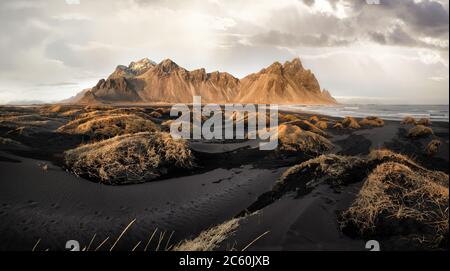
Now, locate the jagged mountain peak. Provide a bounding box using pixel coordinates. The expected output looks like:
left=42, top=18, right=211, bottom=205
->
left=110, top=58, right=156, bottom=79
left=128, top=58, right=156, bottom=73
left=283, top=57, right=303, bottom=70
left=71, top=57, right=337, bottom=105
left=157, top=59, right=180, bottom=72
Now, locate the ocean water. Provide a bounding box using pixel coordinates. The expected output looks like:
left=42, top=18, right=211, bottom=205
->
left=281, top=104, right=449, bottom=122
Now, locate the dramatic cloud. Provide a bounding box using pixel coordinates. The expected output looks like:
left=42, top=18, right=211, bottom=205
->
left=0, top=0, right=448, bottom=104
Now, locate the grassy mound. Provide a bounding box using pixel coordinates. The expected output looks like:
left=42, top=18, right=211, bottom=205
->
left=425, top=139, right=441, bottom=156
left=333, top=122, right=343, bottom=129
left=309, top=116, right=319, bottom=123
left=342, top=116, right=361, bottom=129
left=315, top=120, right=328, bottom=130
left=417, top=118, right=432, bottom=126
left=274, top=154, right=366, bottom=194
left=359, top=116, right=384, bottom=127
left=407, top=125, right=433, bottom=138
left=287, top=120, right=328, bottom=137
left=64, top=132, right=193, bottom=184
left=401, top=116, right=416, bottom=125
left=149, top=111, right=162, bottom=118
left=277, top=124, right=333, bottom=155
left=272, top=149, right=442, bottom=202
left=75, top=108, right=150, bottom=120
left=0, top=114, right=65, bottom=132
left=57, top=113, right=159, bottom=140
left=340, top=162, right=448, bottom=249
left=153, top=108, right=171, bottom=115
left=84, top=105, right=114, bottom=111
left=278, top=113, right=300, bottom=123
left=39, top=104, right=80, bottom=115
left=257, top=148, right=449, bottom=249
left=173, top=218, right=240, bottom=251
left=60, top=109, right=84, bottom=118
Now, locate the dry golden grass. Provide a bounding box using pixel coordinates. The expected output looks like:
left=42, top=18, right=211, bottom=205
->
left=273, top=148, right=448, bottom=248
left=75, top=110, right=105, bottom=120
left=60, top=109, right=84, bottom=118
left=315, top=120, right=328, bottom=130
left=418, top=118, right=432, bottom=126
left=287, top=120, right=328, bottom=137
left=64, top=132, right=193, bottom=184
left=84, top=105, right=114, bottom=111
left=359, top=116, right=384, bottom=127
left=149, top=111, right=163, bottom=118
left=278, top=113, right=300, bottom=123
left=173, top=218, right=240, bottom=251
left=228, top=111, right=273, bottom=127
left=309, top=115, right=319, bottom=123
left=367, top=149, right=449, bottom=188
left=46, top=105, right=64, bottom=113
left=401, top=116, right=417, bottom=125
left=426, top=139, right=441, bottom=156
left=0, top=114, right=54, bottom=124
left=277, top=124, right=333, bottom=155
left=275, top=154, right=365, bottom=191
left=0, top=114, right=65, bottom=132
left=39, top=104, right=80, bottom=115
left=340, top=162, right=448, bottom=248
left=154, top=108, right=171, bottom=115
left=407, top=124, right=433, bottom=138
left=75, top=108, right=150, bottom=120
left=57, top=114, right=159, bottom=139
left=107, top=108, right=149, bottom=118
left=333, top=122, right=344, bottom=129
left=368, top=148, right=412, bottom=162
left=342, top=116, right=361, bottom=129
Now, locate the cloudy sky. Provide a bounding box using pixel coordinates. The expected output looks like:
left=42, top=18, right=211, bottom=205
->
left=0, top=0, right=448, bottom=104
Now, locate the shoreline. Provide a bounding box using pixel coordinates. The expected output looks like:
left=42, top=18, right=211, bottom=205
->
left=0, top=105, right=448, bottom=251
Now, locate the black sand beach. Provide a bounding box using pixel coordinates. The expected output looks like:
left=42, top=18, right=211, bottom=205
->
left=0, top=105, right=448, bottom=251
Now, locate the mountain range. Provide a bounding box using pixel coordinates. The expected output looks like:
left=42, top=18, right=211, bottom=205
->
left=68, top=57, right=336, bottom=105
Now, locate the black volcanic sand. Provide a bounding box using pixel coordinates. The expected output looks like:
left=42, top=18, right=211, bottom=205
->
left=0, top=106, right=448, bottom=251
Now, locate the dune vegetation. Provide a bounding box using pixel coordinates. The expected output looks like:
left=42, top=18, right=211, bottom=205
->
left=287, top=119, right=328, bottom=137
left=401, top=116, right=417, bottom=125
left=278, top=113, right=300, bottom=123
left=173, top=218, right=241, bottom=251
left=426, top=139, right=441, bottom=156
left=418, top=118, right=432, bottom=126
left=342, top=116, right=361, bottom=129
left=332, top=121, right=344, bottom=129
left=149, top=111, right=163, bottom=118
left=359, top=116, right=384, bottom=127
left=340, top=161, right=448, bottom=248
left=57, top=113, right=159, bottom=140
left=407, top=124, right=433, bottom=138
left=277, top=124, right=333, bottom=155
left=309, top=115, right=319, bottom=123
left=274, top=154, right=366, bottom=193
left=64, top=132, right=193, bottom=184
left=271, top=148, right=448, bottom=249
left=315, top=120, right=328, bottom=130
